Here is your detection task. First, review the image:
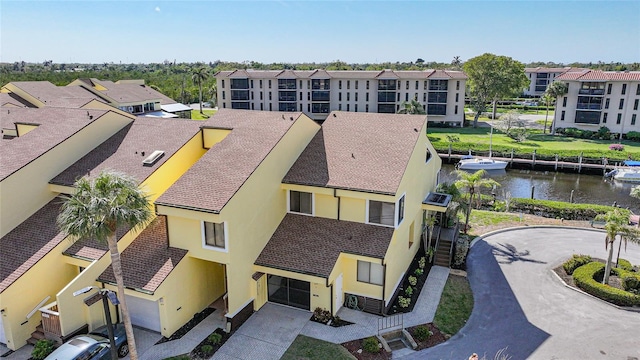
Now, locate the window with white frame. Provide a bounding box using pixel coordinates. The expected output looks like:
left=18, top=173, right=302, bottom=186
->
left=289, top=190, right=312, bottom=215
left=397, top=195, right=405, bottom=225
left=203, top=221, right=225, bottom=249
left=357, top=260, right=384, bottom=285
left=368, top=200, right=395, bottom=226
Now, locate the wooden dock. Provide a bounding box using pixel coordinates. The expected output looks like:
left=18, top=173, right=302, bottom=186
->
left=438, top=152, right=633, bottom=175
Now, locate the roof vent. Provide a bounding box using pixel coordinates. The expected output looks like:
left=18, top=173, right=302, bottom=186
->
left=142, top=150, right=164, bottom=166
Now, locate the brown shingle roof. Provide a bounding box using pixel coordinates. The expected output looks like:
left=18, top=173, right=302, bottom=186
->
left=156, top=109, right=312, bottom=213
left=0, top=93, right=33, bottom=108
left=7, top=81, right=97, bottom=107
left=97, top=216, right=187, bottom=294
left=255, top=214, right=393, bottom=278
left=283, top=111, right=425, bottom=195
left=79, top=80, right=177, bottom=105
left=62, top=226, right=129, bottom=260
left=0, top=107, right=113, bottom=181
left=51, top=117, right=203, bottom=186
left=0, top=198, right=65, bottom=293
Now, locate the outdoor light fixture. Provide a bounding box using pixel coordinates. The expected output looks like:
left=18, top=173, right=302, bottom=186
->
left=73, top=286, right=119, bottom=360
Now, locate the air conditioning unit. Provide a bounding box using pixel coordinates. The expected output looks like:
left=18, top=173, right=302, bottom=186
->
left=142, top=150, right=165, bottom=166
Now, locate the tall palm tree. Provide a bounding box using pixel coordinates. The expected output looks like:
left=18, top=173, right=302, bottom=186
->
left=397, top=99, right=426, bottom=114
left=454, top=170, right=500, bottom=233
left=544, top=81, right=568, bottom=135
left=191, top=67, right=209, bottom=114
left=540, top=92, right=554, bottom=134
left=58, top=171, right=152, bottom=360
left=600, top=209, right=634, bottom=284
left=451, top=56, right=462, bottom=70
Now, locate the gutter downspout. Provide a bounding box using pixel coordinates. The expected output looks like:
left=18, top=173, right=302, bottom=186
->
left=334, top=188, right=340, bottom=220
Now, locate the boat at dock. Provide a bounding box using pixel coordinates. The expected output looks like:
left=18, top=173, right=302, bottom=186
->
left=456, top=157, right=508, bottom=171
left=606, top=168, right=640, bottom=183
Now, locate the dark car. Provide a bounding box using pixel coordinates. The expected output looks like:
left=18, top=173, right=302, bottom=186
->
left=44, top=324, right=128, bottom=360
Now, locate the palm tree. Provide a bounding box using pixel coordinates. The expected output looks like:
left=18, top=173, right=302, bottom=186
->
left=631, top=185, right=640, bottom=199
left=58, top=171, right=152, bottom=360
left=451, top=56, right=462, bottom=70
left=397, top=99, right=426, bottom=114
left=454, top=170, right=500, bottom=233
left=191, top=67, right=209, bottom=114
left=599, top=209, right=637, bottom=284
left=544, top=81, right=568, bottom=135
left=540, top=92, right=554, bottom=134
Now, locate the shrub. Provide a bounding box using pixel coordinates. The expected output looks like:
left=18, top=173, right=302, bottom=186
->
left=626, top=131, right=640, bottom=142
left=32, top=339, right=55, bottom=360
left=597, top=126, right=611, bottom=140
left=312, top=307, right=332, bottom=323
left=201, top=345, right=214, bottom=355
left=413, top=325, right=433, bottom=341
left=418, top=257, right=426, bottom=269
left=609, top=144, right=624, bottom=151
left=362, top=337, right=380, bottom=353
left=208, top=332, right=222, bottom=344
left=617, top=258, right=633, bottom=271
left=562, top=254, right=592, bottom=275
left=454, top=236, right=471, bottom=268
left=621, top=273, right=640, bottom=292
left=509, top=198, right=625, bottom=221
left=408, top=276, right=417, bottom=286
left=572, top=262, right=640, bottom=306
left=398, top=296, right=411, bottom=308
left=414, top=268, right=424, bottom=276
left=405, top=286, right=413, bottom=297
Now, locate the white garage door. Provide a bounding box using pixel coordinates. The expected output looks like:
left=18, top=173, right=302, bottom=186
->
left=124, top=296, right=161, bottom=333
left=0, top=315, right=6, bottom=345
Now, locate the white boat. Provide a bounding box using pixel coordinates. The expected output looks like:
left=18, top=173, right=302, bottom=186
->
left=610, top=168, right=640, bottom=183
left=457, top=158, right=508, bottom=171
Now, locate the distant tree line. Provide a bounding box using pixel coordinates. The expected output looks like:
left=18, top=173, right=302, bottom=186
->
left=2, top=59, right=639, bottom=105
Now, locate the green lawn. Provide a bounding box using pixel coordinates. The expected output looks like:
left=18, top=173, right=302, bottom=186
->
left=433, top=275, right=474, bottom=336
left=281, top=335, right=355, bottom=360
left=427, top=126, right=640, bottom=159
left=468, top=209, right=520, bottom=227
left=191, top=109, right=217, bottom=120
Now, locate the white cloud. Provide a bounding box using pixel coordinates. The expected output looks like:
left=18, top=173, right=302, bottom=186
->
left=155, top=6, right=161, bottom=12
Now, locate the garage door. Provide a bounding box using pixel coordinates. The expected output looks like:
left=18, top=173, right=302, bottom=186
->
left=267, top=275, right=310, bottom=310
left=0, top=315, right=6, bottom=345
left=124, top=296, right=161, bottom=332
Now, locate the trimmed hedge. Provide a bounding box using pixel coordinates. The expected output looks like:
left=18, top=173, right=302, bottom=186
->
left=617, top=258, right=633, bottom=272
left=572, top=262, right=640, bottom=307
left=508, top=198, right=625, bottom=221
left=563, top=254, right=592, bottom=275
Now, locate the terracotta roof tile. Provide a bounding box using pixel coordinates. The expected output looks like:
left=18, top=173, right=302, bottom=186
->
left=97, top=216, right=187, bottom=294
left=283, top=111, right=425, bottom=195
left=255, top=214, right=393, bottom=278
left=156, top=109, right=311, bottom=213
left=215, top=70, right=467, bottom=80
left=557, top=70, right=640, bottom=81
left=0, top=199, right=66, bottom=293
left=51, top=117, right=202, bottom=186
left=0, top=107, right=113, bottom=181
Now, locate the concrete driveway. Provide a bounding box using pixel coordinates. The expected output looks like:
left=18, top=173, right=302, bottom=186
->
left=406, top=227, right=640, bottom=360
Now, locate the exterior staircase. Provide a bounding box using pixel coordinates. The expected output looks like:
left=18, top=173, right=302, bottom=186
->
left=27, top=323, right=47, bottom=345
left=433, top=223, right=459, bottom=268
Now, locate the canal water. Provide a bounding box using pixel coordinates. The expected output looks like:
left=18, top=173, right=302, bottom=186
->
left=438, top=163, right=640, bottom=214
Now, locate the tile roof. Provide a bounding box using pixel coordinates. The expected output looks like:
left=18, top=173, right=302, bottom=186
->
left=0, top=107, right=113, bottom=181
left=216, top=69, right=467, bottom=80
left=283, top=111, right=425, bottom=195
left=524, top=67, right=573, bottom=73
left=556, top=70, right=640, bottom=82
left=255, top=214, right=393, bottom=278
left=97, top=216, right=187, bottom=294
left=156, top=109, right=313, bottom=213
left=50, top=117, right=203, bottom=186
left=0, top=198, right=65, bottom=293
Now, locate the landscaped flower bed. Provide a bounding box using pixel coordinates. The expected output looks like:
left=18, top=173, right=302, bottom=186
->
left=189, top=328, right=230, bottom=360
left=388, top=249, right=430, bottom=314
left=310, top=307, right=354, bottom=327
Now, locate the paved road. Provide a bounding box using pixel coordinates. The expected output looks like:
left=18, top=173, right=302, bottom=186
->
left=406, top=227, right=640, bottom=360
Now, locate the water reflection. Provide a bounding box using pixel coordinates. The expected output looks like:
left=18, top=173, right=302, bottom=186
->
left=439, top=164, right=640, bottom=213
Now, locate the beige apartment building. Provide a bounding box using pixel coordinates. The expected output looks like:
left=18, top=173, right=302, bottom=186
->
left=215, top=69, right=466, bottom=124
left=523, top=67, right=588, bottom=96
left=553, top=70, right=640, bottom=135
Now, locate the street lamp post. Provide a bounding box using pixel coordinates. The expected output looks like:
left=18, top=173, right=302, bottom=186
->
left=73, top=286, right=119, bottom=360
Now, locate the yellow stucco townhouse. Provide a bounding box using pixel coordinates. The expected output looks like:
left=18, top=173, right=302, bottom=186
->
left=253, top=111, right=444, bottom=315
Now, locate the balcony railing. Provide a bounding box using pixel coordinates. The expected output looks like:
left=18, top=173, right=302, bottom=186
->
left=578, top=89, right=605, bottom=96
left=39, top=302, right=62, bottom=337
left=576, top=104, right=602, bottom=110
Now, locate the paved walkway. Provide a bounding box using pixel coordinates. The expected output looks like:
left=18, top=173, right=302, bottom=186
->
left=212, top=265, right=450, bottom=360
left=403, top=227, right=640, bottom=360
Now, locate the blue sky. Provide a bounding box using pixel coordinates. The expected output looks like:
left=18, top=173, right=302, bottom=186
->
left=1, top=0, right=638, bottom=64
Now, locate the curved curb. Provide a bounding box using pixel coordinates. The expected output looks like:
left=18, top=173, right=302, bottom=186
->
left=469, top=225, right=606, bottom=248
left=548, top=267, right=640, bottom=313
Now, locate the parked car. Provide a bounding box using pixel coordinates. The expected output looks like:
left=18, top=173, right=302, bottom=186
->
left=45, top=324, right=128, bottom=359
